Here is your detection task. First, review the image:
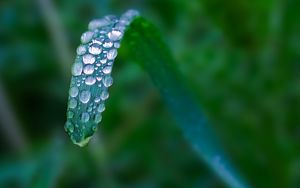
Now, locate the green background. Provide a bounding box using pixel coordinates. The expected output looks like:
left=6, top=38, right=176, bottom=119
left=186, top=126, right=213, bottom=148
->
left=0, top=0, right=300, bottom=187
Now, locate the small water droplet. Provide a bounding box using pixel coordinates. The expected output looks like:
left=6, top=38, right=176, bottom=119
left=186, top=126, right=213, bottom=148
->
left=114, top=42, right=121, bottom=48
left=94, top=97, right=101, bottom=103
left=107, top=49, right=117, bottom=60
left=72, top=62, right=83, bottom=76
left=67, top=111, right=74, bottom=118
left=87, top=106, right=93, bottom=112
left=85, top=76, right=96, bottom=85
left=103, top=76, right=113, bottom=87
left=96, top=76, right=102, bottom=81
left=103, top=41, right=113, bottom=48
left=94, top=114, right=102, bottom=123
left=76, top=45, right=86, bottom=55
left=64, top=121, right=74, bottom=133
left=81, top=31, right=94, bottom=44
left=103, top=66, right=112, bottom=74
left=92, top=124, right=98, bottom=131
left=83, top=65, right=94, bottom=75
left=108, top=29, right=123, bottom=41
left=69, top=87, right=79, bottom=97
left=79, top=90, right=91, bottom=103
left=69, top=98, right=77, bottom=108
left=82, top=54, right=95, bottom=64
left=100, top=58, right=107, bottom=64
left=88, top=43, right=102, bottom=55
left=97, top=103, right=105, bottom=112
left=81, top=112, right=90, bottom=122
left=100, top=90, right=109, bottom=100
left=88, top=19, right=110, bottom=30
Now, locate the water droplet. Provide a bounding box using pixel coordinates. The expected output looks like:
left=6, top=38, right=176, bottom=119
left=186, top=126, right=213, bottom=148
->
left=85, top=76, right=96, bottom=85
left=96, top=76, right=102, bottom=81
left=64, top=121, right=74, bottom=133
left=81, top=31, right=94, bottom=44
left=69, top=98, right=77, bottom=108
left=103, top=41, right=113, bottom=48
left=108, top=29, right=123, bottom=41
left=94, top=97, right=101, bottom=103
left=88, top=19, right=110, bottom=30
left=114, top=42, right=121, bottom=48
left=79, top=90, right=91, bottom=103
left=103, top=76, right=113, bottom=87
left=94, top=114, right=102, bottom=123
left=88, top=43, right=102, bottom=55
left=83, top=65, right=94, bottom=75
left=76, top=45, right=86, bottom=55
left=92, top=124, right=98, bottom=131
left=81, top=112, right=90, bottom=122
left=107, top=49, right=117, bottom=60
left=72, top=62, right=83, bottom=76
left=103, top=66, right=112, bottom=74
left=87, top=106, right=93, bottom=112
left=67, top=111, right=74, bottom=118
left=100, top=58, right=107, bottom=64
left=82, top=54, right=95, bottom=64
left=100, top=90, right=109, bottom=100
left=69, top=87, right=79, bottom=97
left=97, top=103, right=105, bottom=112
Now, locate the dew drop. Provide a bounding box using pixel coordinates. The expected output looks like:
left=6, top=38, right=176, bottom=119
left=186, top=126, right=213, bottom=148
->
left=96, top=76, right=102, bottom=81
left=107, top=49, right=118, bottom=60
left=88, top=19, right=110, bottom=30
left=72, top=62, right=83, bottom=76
left=100, top=90, right=109, bottom=100
left=88, top=43, right=102, bottom=55
left=85, top=76, right=96, bottom=85
left=69, top=87, right=79, bottom=97
left=94, top=97, right=101, bottom=103
left=103, top=76, right=113, bottom=87
left=103, top=66, right=112, bottom=74
left=82, top=54, right=95, bottom=64
left=69, top=98, right=77, bottom=109
left=92, top=124, right=98, bottom=131
left=114, top=42, right=121, bottom=48
left=83, top=65, right=94, bottom=75
left=81, top=31, right=94, bottom=44
left=94, top=113, right=102, bottom=123
left=108, top=29, right=123, bottom=41
left=67, top=111, right=74, bottom=118
left=81, top=112, right=90, bottom=122
left=87, top=106, right=93, bottom=112
left=79, top=90, right=91, bottom=103
left=76, top=45, right=86, bottom=55
left=64, top=121, right=74, bottom=133
left=103, top=41, right=113, bottom=48
left=100, top=58, right=107, bottom=64
left=97, top=103, right=105, bottom=112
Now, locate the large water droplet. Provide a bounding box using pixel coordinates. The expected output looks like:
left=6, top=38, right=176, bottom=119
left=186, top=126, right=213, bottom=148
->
left=85, top=76, right=96, bottom=85
left=97, top=103, right=105, bottom=112
left=69, top=98, right=77, bottom=108
left=82, top=54, right=95, bottom=64
left=100, top=90, right=109, bottom=100
left=108, top=29, right=123, bottom=41
left=94, top=114, right=102, bottom=123
left=76, top=45, right=86, bottom=55
left=103, top=76, right=113, bottom=87
left=79, top=90, right=91, bottom=103
left=81, top=112, right=90, bottom=122
left=107, top=49, right=117, bottom=60
left=88, top=19, right=110, bottom=30
left=88, top=43, right=102, bottom=55
left=72, top=62, right=83, bottom=76
left=69, top=87, right=79, bottom=97
left=103, top=66, right=112, bottom=74
left=81, top=31, right=94, bottom=44
left=83, top=65, right=94, bottom=75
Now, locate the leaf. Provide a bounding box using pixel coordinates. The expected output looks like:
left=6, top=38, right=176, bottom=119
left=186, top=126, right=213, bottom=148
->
left=121, top=17, right=249, bottom=188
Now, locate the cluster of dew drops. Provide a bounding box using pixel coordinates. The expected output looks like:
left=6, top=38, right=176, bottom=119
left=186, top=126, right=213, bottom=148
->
left=64, top=10, right=139, bottom=139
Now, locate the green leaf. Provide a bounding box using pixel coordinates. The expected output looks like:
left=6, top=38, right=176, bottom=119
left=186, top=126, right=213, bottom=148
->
left=121, top=17, right=249, bottom=188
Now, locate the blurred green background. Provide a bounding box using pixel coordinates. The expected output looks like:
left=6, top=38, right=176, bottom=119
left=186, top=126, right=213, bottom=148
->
left=1, top=0, right=300, bottom=187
